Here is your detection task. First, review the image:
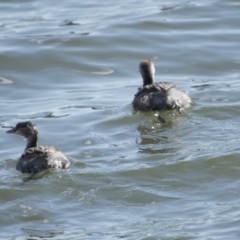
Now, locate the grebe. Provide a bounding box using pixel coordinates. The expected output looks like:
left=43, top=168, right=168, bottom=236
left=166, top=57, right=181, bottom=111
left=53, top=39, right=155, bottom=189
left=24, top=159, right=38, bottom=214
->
left=6, top=121, right=70, bottom=173
left=132, top=59, right=191, bottom=112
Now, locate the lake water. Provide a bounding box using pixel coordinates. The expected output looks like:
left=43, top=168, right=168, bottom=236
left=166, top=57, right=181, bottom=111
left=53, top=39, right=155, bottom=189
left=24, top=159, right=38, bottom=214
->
left=1, top=0, right=240, bottom=239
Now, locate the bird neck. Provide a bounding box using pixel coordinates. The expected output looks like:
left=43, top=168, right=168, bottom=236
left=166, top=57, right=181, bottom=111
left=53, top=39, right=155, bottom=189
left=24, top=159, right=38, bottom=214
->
left=143, top=75, right=154, bottom=86
left=25, top=135, right=38, bottom=150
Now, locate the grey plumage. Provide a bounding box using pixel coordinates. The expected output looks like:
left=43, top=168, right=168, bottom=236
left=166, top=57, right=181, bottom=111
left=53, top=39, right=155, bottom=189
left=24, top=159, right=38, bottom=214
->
left=132, top=59, right=191, bottom=112
left=6, top=121, right=70, bottom=174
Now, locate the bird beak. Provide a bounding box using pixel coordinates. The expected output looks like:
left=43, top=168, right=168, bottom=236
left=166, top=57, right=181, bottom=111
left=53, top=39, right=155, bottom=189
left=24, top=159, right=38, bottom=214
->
left=6, top=128, right=16, bottom=134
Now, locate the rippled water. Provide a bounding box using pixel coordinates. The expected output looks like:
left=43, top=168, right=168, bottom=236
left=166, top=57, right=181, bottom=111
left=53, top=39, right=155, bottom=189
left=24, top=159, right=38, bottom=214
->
left=1, top=0, right=240, bottom=239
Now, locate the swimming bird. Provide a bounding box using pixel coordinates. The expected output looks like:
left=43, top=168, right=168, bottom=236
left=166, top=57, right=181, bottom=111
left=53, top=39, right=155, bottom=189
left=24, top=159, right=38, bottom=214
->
left=132, top=59, right=191, bottom=112
left=6, top=121, right=70, bottom=174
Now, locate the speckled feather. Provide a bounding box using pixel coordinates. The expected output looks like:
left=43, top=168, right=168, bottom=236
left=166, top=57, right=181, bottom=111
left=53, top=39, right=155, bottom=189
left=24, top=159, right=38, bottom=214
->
left=17, top=145, right=70, bottom=173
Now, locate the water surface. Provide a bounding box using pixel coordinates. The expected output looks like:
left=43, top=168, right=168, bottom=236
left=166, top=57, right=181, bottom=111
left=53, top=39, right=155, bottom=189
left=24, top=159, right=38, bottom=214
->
left=1, top=0, right=240, bottom=239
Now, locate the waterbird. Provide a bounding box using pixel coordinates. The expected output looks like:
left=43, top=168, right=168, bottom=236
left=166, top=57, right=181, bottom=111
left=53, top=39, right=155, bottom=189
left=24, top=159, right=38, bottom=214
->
left=132, top=59, right=191, bottom=112
left=6, top=121, right=70, bottom=174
